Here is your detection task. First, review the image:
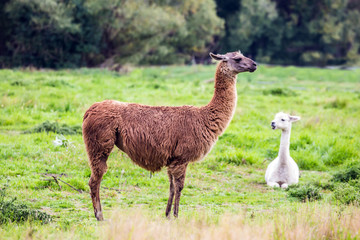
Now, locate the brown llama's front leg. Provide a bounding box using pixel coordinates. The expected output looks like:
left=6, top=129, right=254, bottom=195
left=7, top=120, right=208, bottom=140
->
left=168, top=163, right=188, bottom=218
left=165, top=170, right=175, bottom=218
left=89, top=160, right=108, bottom=221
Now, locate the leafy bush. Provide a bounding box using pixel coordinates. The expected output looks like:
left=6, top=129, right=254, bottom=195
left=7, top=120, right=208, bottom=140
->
left=330, top=166, right=360, bottom=205
left=263, top=88, right=297, bottom=97
left=24, top=121, right=82, bottom=135
left=332, top=183, right=360, bottom=205
left=332, top=164, right=360, bottom=183
left=286, top=184, right=322, bottom=202
left=0, top=188, right=51, bottom=224
left=311, top=180, right=335, bottom=191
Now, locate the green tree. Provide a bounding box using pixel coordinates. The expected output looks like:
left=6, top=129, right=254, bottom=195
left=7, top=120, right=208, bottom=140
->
left=222, top=0, right=280, bottom=62
left=89, top=0, right=186, bottom=65
left=0, top=0, right=12, bottom=62
left=2, top=0, right=102, bottom=68
left=4, top=0, right=79, bottom=67
left=174, top=0, right=224, bottom=62
left=215, top=0, right=360, bottom=66
left=93, top=0, right=224, bottom=65
left=273, top=0, right=360, bottom=65
left=0, top=0, right=223, bottom=67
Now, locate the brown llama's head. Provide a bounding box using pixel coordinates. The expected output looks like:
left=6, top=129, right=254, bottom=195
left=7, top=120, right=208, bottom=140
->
left=210, top=51, right=257, bottom=73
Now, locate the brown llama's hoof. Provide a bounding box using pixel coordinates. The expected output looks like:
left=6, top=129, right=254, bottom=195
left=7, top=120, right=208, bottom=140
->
left=96, top=211, right=104, bottom=221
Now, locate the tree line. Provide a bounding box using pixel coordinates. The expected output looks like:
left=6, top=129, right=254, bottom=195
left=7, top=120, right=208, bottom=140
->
left=0, top=0, right=359, bottom=68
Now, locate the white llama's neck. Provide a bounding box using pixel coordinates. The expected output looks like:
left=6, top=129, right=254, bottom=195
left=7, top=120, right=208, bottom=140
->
left=278, top=127, right=291, bottom=164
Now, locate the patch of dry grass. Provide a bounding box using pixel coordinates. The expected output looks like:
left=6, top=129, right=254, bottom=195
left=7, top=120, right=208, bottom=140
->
left=99, top=204, right=360, bottom=240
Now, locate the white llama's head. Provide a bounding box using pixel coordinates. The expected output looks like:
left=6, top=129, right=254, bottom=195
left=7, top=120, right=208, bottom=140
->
left=271, top=112, right=300, bottom=131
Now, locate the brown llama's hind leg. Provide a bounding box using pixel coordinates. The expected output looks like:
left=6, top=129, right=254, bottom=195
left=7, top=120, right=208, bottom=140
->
left=85, top=136, right=115, bottom=221
left=165, top=170, right=175, bottom=218
left=89, top=160, right=108, bottom=221
left=167, top=162, right=188, bottom=218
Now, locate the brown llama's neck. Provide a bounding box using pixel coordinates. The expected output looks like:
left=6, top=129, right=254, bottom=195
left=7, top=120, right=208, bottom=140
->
left=202, top=61, right=238, bottom=136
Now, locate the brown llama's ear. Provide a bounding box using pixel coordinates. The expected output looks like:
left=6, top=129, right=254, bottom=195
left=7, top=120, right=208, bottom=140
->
left=209, top=52, right=229, bottom=61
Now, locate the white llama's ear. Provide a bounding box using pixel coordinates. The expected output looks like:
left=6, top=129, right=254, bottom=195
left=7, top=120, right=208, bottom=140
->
left=209, top=52, right=229, bottom=61
left=289, top=115, right=301, bottom=122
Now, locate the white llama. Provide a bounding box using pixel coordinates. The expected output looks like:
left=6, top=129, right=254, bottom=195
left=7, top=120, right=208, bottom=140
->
left=265, top=112, right=300, bottom=188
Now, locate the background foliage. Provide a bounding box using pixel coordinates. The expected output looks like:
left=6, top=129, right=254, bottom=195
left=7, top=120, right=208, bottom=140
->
left=0, top=0, right=223, bottom=68
left=1, top=0, right=360, bottom=68
left=215, top=0, right=360, bottom=65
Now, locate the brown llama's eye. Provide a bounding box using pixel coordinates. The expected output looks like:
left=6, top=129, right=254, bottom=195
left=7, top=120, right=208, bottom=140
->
left=234, top=58, right=242, bottom=63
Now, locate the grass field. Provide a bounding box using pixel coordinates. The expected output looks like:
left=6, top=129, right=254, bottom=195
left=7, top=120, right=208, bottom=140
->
left=0, top=65, right=360, bottom=239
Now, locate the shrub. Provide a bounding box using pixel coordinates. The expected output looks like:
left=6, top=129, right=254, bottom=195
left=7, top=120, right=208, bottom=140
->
left=332, top=183, right=360, bottom=205
left=332, top=164, right=360, bottom=182
left=263, top=88, right=297, bottom=97
left=286, top=184, right=322, bottom=202
left=312, top=181, right=336, bottom=191
left=24, top=121, right=82, bottom=135
left=0, top=188, right=51, bottom=224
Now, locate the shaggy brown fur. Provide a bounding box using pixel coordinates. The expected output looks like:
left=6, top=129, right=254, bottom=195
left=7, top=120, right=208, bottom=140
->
left=83, top=51, right=257, bottom=221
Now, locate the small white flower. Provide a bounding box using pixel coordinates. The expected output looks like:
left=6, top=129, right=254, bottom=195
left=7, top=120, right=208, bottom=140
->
left=53, top=135, right=71, bottom=147
left=53, top=136, right=63, bottom=146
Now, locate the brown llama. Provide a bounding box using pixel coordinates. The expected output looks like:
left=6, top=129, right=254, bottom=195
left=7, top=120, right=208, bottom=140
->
left=83, top=51, right=257, bottom=221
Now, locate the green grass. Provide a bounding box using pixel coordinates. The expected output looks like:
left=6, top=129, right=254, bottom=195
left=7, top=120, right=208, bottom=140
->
left=0, top=65, right=360, bottom=239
